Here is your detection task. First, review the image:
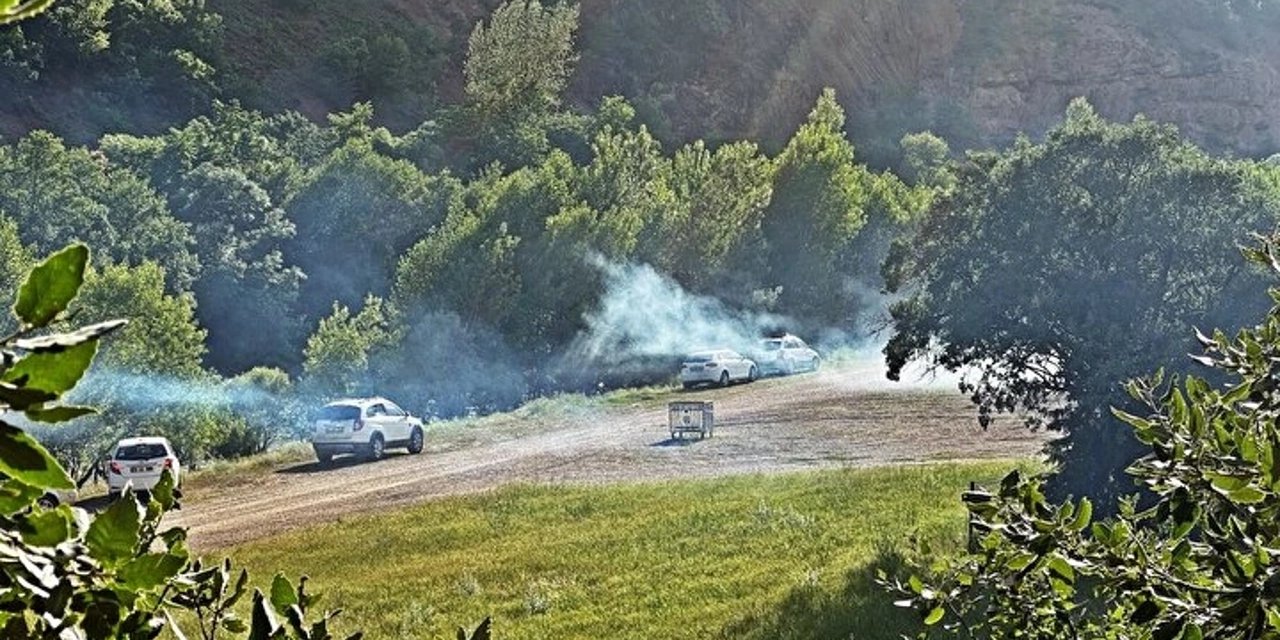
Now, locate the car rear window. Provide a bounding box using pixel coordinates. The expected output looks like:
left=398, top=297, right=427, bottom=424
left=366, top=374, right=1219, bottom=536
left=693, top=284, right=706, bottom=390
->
left=763, top=340, right=783, bottom=351
left=319, top=405, right=361, bottom=421
left=115, top=444, right=168, bottom=461
left=685, top=354, right=714, bottom=362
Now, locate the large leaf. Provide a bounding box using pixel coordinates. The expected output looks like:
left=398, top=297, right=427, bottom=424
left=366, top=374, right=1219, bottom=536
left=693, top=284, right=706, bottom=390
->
left=14, top=244, right=88, bottom=328
left=3, top=339, right=98, bottom=395
left=86, top=492, right=142, bottom=567
left=0, top=0, right=55, bottom=25
left=0, top=382, right=57, bottom=410
left=0, top=421, right=72, bottom=490
left=270, top=574, right=298, bottom=610
left=0, top=478, right=45, bottom=514
left=118, top=553, right=187, bottom=592
left=14, top=319, right=128, bottom=353
left=18, top=505, right=74, bottom=547
left=24, top=405, right=96, bottom=424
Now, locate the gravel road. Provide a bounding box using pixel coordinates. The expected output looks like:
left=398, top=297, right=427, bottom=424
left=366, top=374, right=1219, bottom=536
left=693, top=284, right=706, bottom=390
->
left=172, top=364, right=1051, bottom=549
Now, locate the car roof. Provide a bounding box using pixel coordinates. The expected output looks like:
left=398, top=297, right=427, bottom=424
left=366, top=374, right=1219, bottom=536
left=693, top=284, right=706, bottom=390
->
left=688, top=349, right=734, bottom=357
left=326, top=397, right=393, bottom=407
left=115, top=436, right=171, bottom=447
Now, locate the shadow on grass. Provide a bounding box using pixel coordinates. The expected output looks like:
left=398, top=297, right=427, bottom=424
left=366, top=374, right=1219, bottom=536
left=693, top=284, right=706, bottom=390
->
left=722, top=548, right=923, bottom=640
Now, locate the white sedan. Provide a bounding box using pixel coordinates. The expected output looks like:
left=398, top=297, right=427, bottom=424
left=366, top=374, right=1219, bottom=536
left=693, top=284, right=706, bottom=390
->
left=680, top=350, right=758, bottom=389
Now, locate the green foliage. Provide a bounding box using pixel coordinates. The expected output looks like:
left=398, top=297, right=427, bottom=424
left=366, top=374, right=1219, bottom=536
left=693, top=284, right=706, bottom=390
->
left=884, top=98, right=1280, bottom=500
left=0, top=242, right=360, bottom=638
left=302, top=296, right=391, bottom=396
left=887, top=234, right=1280, bottom=638
left=0, top=131, right=199, bottom=290
left=464, top=0, right=579, bottom=122
left=286, top=137, right=455, bottom=321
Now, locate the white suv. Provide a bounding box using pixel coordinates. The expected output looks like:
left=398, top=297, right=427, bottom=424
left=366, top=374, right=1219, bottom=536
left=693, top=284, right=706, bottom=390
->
left=107, top=436, right=181, bottom=497
left=310, top=397, right=425, bottom=463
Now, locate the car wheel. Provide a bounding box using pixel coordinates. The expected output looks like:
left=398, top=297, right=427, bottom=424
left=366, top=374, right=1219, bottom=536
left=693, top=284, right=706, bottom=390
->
left=682, top=382, right=695, bottom=390
left=366, top=434, right=385, bottom=461
left=37, top=493, right=58, bottom=509
left=315, top=448, right=333, bottom=464
left=811, top=356, right=821, bottom=372
left=407, top=427, right=424, bottom=454
left=719, top=371, right=730, bottom=387
left=749, top=365, right=759, bottom=381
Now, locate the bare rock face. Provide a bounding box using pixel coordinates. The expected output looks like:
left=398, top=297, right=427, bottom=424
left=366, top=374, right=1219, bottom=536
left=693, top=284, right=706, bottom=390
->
left=923, top=1, right=1280, bottom=155
left=573, top=0, right=1280, bottom=158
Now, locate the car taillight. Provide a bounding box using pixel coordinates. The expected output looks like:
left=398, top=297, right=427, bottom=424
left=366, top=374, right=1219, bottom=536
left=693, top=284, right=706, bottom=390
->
left=353, top=419, right=364, bottom=432
left=163, top=458, right=173, bottom=469
left=109, top=461, right=122, bottom=475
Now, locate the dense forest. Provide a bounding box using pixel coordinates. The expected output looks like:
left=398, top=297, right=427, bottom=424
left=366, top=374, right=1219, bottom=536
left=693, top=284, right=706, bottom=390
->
left=0, top=0, right=1277, bottom=505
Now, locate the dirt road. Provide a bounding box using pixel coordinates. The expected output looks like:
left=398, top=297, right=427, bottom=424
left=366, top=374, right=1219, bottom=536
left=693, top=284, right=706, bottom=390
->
left=173, top=364, right=1052, bottom=549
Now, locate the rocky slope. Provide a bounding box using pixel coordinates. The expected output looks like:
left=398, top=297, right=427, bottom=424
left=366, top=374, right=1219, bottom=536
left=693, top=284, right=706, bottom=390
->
left=9, top=0, right=1280, bottom=161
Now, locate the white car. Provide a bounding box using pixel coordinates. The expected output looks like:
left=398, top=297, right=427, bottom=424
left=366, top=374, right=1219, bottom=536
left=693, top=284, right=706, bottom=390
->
left=107, top=436, right=181, bottom=497
left=756, top=335, right=821, bottom=376
left=310, top=397, right=425, bottom=463
left=680, top=349, right=758, bottom=389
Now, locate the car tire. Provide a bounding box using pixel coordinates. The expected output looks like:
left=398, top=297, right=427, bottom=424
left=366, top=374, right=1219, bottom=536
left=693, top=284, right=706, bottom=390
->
left=366, top=434, right=385, bottom=461
left=407, top=427, right=424, bottom=454
left=37, top=493, right=58, bottom=509
left=315, top=448, right=333, bottom=464
left=749, top=366, right=759, bottom=381
left=719, top=371, right=730, bottom=387
left=811, top=357, right=821, bottom=372
left=682, top=382, right=695, bottom=390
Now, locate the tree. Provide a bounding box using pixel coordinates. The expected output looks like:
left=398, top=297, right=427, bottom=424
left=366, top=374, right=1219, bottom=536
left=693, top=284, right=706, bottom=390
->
left=464, top=0, right=578, bottom=123
left=286, top=138, right=455, bottom=323
left=644, top=139, right=772, bottom=291
left=759, top=88, right=875, bottom=326
left=457, top=0, right=581, bottom=170
left=171, top=162, right=304, bottom=372
left=0, top=215, right=34, bottom=334
left=887, top=232, right=1280, bottom=639
left=883, top=99, right=1280, bottom=501
left=302, top=296, right=392, bottom=397
left=0, top=131, right=199, bottom=290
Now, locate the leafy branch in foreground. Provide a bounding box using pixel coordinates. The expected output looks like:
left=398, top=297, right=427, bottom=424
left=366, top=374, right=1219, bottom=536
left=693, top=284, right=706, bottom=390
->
left=0, top=243, right=364, bottom=639
left=884, top=232, right=1280, bottom=639
left=0, top=0, right=53, bottom=25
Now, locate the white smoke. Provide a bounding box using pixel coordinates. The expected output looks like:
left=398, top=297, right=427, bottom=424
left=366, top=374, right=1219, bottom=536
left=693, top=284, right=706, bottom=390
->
left=569, top=260, right=791, bottom=361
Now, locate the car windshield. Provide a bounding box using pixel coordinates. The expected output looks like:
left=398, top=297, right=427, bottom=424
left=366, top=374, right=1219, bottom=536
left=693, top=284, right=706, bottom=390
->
left=115, top=444, right=168, bottom=461
left=319, top=405, right=361, bottom=421
left=762, top=340, right=783, bottom=351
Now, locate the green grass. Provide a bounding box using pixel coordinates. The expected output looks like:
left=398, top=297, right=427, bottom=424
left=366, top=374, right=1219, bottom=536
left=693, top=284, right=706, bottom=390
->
left=220, top=461, right=1032, bottom=639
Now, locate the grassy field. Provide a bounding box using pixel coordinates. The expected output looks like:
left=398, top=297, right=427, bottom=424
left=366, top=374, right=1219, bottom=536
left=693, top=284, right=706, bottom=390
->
left=217, top=461, right=1030, bottom=640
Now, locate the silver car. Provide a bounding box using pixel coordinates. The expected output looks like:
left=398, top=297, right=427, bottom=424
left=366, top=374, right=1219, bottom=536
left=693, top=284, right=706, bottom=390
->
left=680, top=349, right=758, bottom=389
left=756, top=335, right=821, bottom=376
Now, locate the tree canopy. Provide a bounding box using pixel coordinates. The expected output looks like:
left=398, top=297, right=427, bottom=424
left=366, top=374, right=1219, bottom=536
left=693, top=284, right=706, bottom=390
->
left=884, top=99, right=1280, bottom=500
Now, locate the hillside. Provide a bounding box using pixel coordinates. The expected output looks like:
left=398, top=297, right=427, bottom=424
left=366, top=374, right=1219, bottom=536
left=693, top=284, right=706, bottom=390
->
left=5, top=0, right=1278, bottom=164
left=214, top=0, right=1280, bottom=161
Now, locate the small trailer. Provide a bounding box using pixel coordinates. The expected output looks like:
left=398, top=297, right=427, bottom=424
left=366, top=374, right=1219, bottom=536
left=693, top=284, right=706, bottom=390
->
left=668, top=401, right=715, bottom=440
